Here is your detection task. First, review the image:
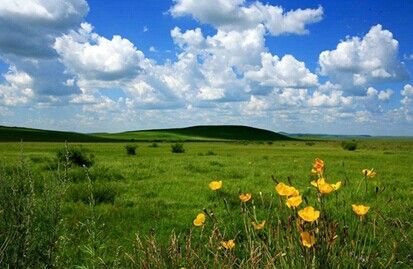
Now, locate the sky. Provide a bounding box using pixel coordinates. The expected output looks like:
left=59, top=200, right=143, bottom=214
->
left=0, top=0, right=413, bottom=135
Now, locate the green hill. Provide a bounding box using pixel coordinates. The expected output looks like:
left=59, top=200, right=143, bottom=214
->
left=0, top=126, right=115, bottom=142
left=0, top=125, right=293, bottom=142
left=95, top=125, right=294, bottom=141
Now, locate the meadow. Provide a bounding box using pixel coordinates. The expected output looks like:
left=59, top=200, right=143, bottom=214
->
left=0, top=138, right=412, bottom=268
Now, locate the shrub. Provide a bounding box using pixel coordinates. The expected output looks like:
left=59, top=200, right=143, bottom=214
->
left=171, top=143, right=185, bottom=153
left=67, top=182, right=117, bottom=204
left=125, top=144, right=137, bottom=155
left=149, top=142, right=159, bottom=148
left=205, top=150, right=216, bottom=156
left=341, top=140, right=357, bottom=151
left=305, top=141, right=315, bottom=146
left=56, top=146, right=94, bottom=167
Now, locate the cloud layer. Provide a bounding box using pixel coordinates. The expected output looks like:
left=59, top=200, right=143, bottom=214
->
left=0, top=0, right=411, bottom=135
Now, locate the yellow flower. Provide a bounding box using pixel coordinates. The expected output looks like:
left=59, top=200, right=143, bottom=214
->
left=275, top=182, right=299, bottom=197
left=331, top=181, right=342, bottom=190
left=209, top=180, right=222, bottom=190
left=300, top=232, right=316, bottom=248
left=298, top=206, right=320, bottom=222
left=312, top=178, right=341, bottom=193
left=362, top=169, right=376, bottom=178
left=318, top=182, right=335, bottom=194
left=221, top=239, right=235, bottom=250
left=251, top=220, right=266, bottom=230
left=352, top=204, right=370, bottom=216
left=311, top=177, right=325, bottom=187
left=286, top=195, right=302, bottom=208
left=193, top=213, right=206, bottom=226
left=239, top=193, right=252, bottom=202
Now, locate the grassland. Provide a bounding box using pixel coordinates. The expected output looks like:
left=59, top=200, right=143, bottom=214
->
left=0, top=137, right=412, bottom=268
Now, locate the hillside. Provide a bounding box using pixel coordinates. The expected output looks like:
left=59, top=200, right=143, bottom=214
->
left=95, top=125, right=294, bottom=141
left=0, top=125, right=293, bottom=142
left=0, top=126, right=115, bottom=142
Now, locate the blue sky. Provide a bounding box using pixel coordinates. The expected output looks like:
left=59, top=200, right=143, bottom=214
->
left=0, top=0, right=412, bottom=135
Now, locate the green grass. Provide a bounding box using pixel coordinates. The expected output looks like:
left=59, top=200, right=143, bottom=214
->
left=0, top=139, right=412, bottom=267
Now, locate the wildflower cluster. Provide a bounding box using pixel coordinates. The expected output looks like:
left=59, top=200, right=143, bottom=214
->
left=188, top=158, right=381, bottom=267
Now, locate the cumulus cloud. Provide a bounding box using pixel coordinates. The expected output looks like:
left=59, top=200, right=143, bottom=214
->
left=245, top=52, right=318, bottom=89
left=0, top=66, right=34, bottom=106
left=170, top=0, right=323, bottom=35
left=0, top=0, right=88, bottom=58
left=401, top=84, right=413, bottom=107
left=308, top=91, right=352, bottom=107
left=54, top=23, right=146, bottom=81
left=171, top=27, right=205, bottom=50
left=197, top=86, right=225, bottom=101
left=319, top=24, right=408, bottom=92
left=0, top=0, right=89, bottom=98
left=397, top=84, right=413, bottom=121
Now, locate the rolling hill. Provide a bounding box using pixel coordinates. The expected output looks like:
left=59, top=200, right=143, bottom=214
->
left=0, top=126, right=115, bottom=142
left=95, top=125, right=293, bottom=141
left=0, top=125, right=293, bottom=142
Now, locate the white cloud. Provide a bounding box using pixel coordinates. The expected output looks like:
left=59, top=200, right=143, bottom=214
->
left=308, top=90, right=352, bottom=107
left=401, top=84, right=413, bottom=106
left=171, top=27, right=205, bottom=50
left=0, top=0, right=88, bottom=58
left=0, top=0, right=88, bottom=97
left=197, top=86, right=225, bottom=101
left=402, top=84, right=413, bottom=97
left=400, top=84, right=413, bottom=121
left=244, top=95, right=270, bottom=112
left=0, top=67, right=34, bottom=106
left=377, top=89, right=393, bottom=101
left=278, top=88, right=308, bottom=106
left=355, top=111, right=374, bottom=123
left=170, top=0, right=323, bottom=36
left=54, top=23, right=146, bottom=81
left=365, top=87, right=393, bottom=101
left=245, top=52, right=318, bottom=88
left=319, top=24, right=408, bottom=91
left=206, top=25, right=266, bottom=69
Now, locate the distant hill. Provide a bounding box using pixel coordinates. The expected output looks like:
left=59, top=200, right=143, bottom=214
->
left=95, top=125, right=294, bottom=141
left=0, top=125, right=293, bottom=142
left=0, top=126, right=115, bottom=142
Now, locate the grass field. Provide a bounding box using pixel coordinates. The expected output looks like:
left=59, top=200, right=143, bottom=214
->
left=0, top=137, right=412, bottom=267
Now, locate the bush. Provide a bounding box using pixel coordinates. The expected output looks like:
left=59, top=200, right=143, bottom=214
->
left=205, top=150, right=216, bottom=156
left=67, top=182, right=117, bottom=204
left=171, top=143, right=185, bottom=153
left=125, top=144, right=137, bottom=155
left=149, top=142, right=159, bottom=148
left=56, top=146, right=94, bottom=167
left=341, top=140, right=357, bottom=151
left=305, top=141, right=315, bottom=146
